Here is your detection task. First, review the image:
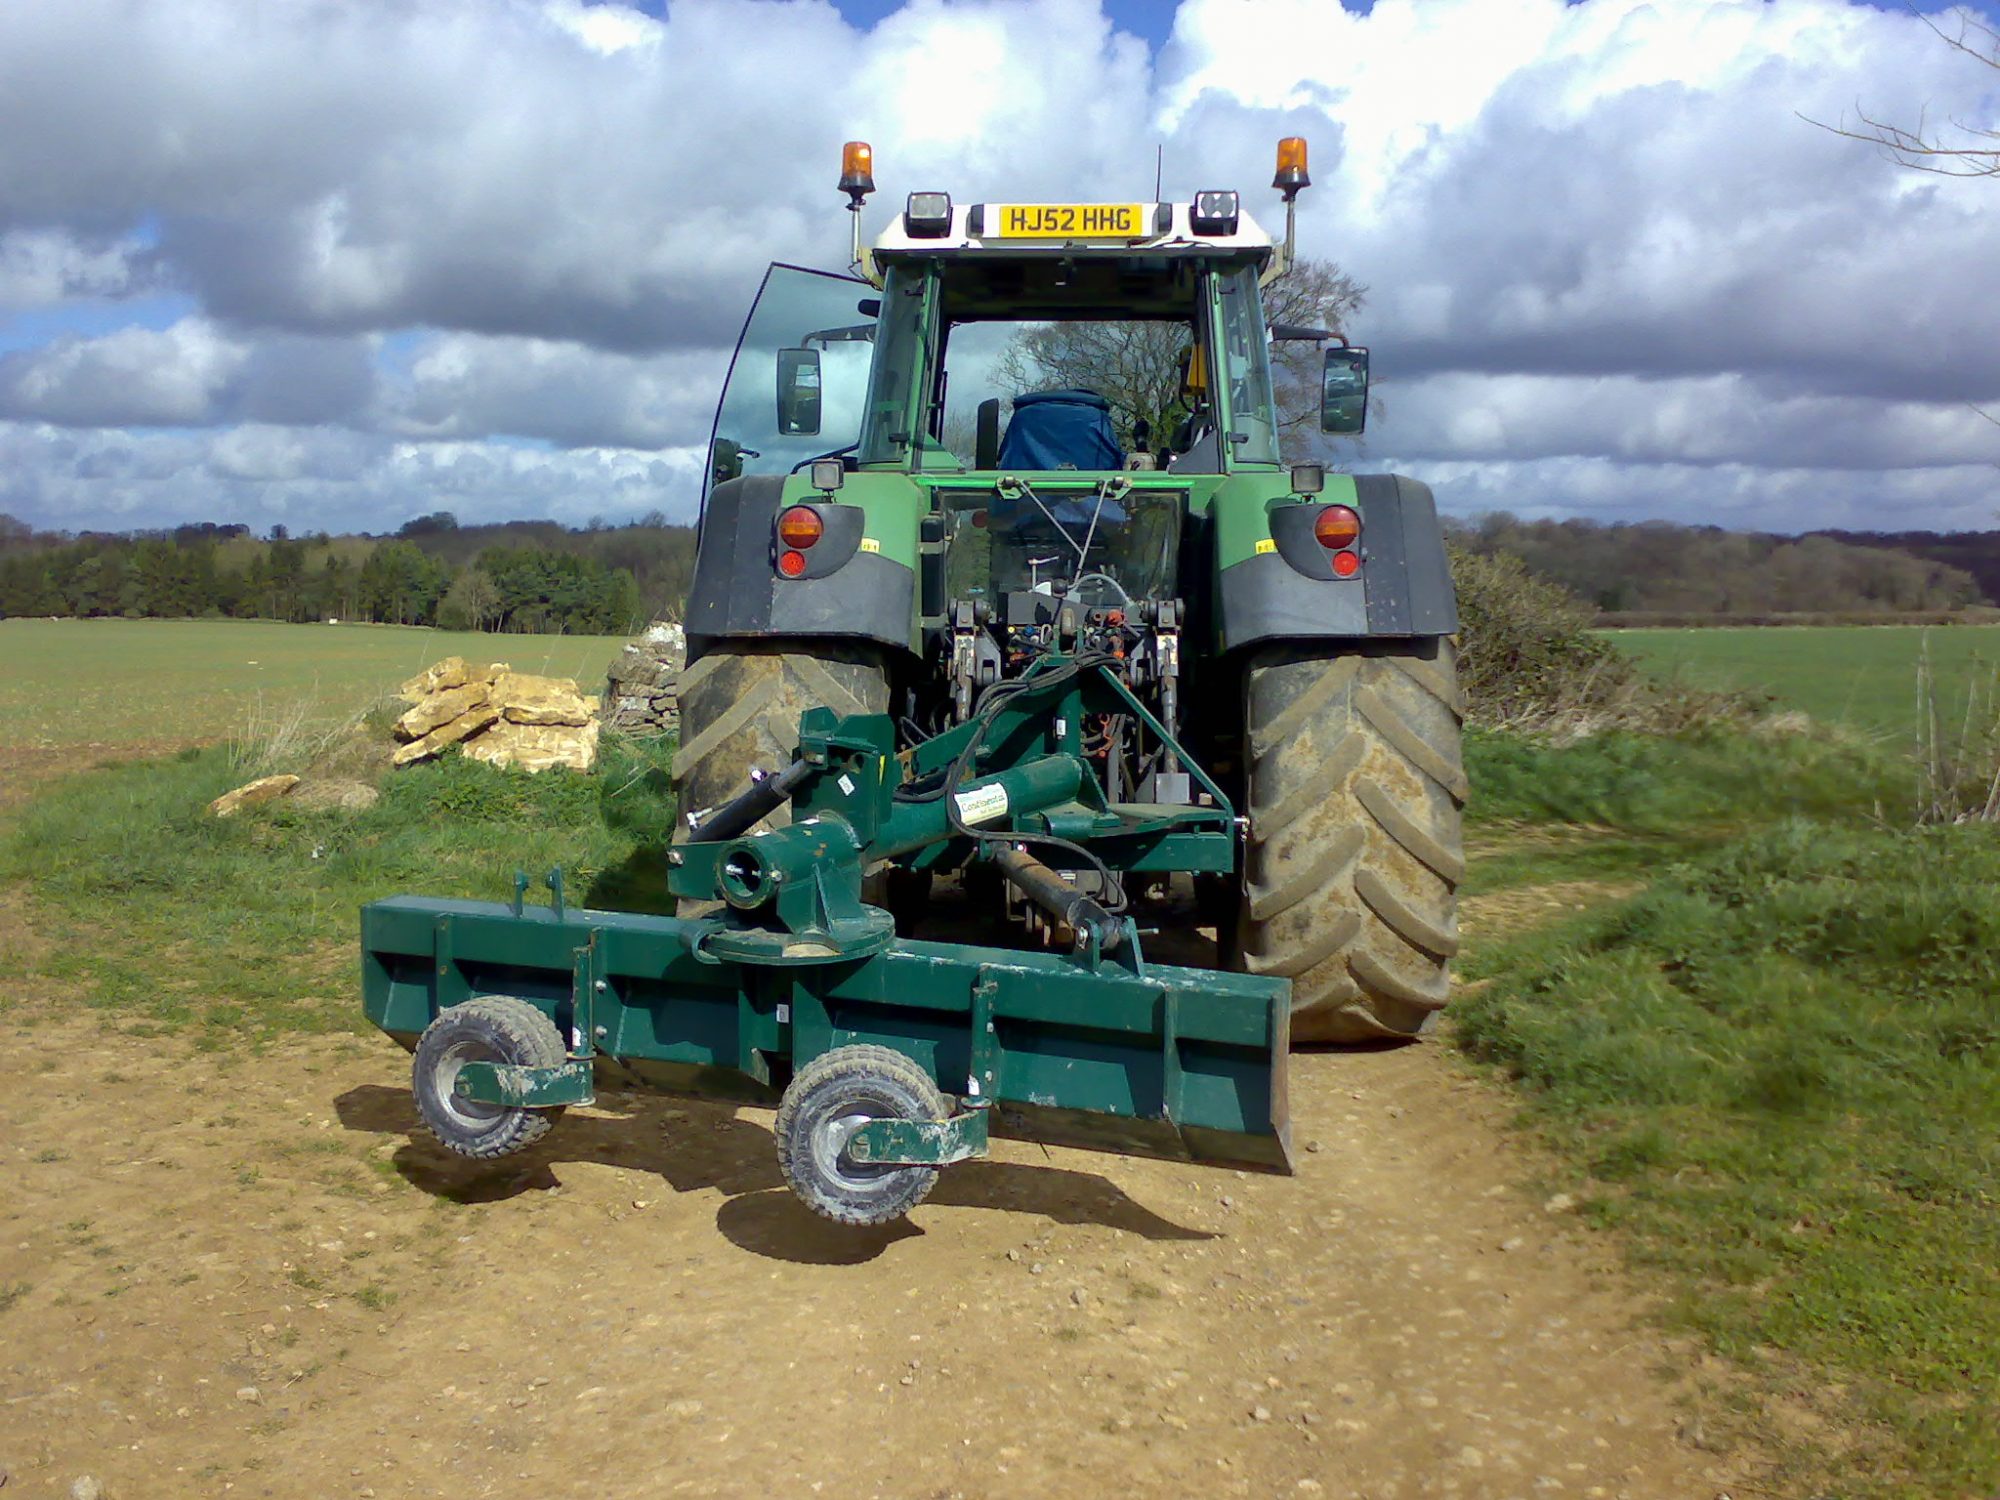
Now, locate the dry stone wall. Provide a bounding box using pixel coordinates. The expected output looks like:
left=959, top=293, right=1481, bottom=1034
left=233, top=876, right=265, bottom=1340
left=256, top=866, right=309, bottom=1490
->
left=392, top=657, right=599, bottom=772
left=603, top=621, right=684, bottom=736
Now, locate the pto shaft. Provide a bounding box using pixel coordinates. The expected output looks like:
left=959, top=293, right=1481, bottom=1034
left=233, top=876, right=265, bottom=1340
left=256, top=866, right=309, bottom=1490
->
left=991, top=845, right=1123, bottom=952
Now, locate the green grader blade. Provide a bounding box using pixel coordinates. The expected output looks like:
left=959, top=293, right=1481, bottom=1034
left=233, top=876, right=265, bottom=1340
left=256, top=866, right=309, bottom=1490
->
left=362, top=894, right=1292, bottom=1175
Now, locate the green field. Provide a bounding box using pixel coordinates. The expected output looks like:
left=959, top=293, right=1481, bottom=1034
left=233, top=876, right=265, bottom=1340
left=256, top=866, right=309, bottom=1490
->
left=0, top=618, right=627, bottom=750
left=1615, top=624, right=2000, bottom=740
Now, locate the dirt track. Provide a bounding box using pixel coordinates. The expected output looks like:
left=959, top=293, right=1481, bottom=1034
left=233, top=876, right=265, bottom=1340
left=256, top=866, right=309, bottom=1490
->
left=0, top=769, right=1750, bottom=1499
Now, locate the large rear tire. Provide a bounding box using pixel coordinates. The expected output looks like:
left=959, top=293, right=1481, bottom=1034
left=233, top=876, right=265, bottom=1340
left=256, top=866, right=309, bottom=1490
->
left=671, top=642, right=891, bottom=911
left=1237, top=639, right=1467, bottom=1043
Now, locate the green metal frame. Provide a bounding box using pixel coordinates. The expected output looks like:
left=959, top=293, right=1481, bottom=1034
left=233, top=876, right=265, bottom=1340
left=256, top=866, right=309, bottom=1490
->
left=364, top=892, right=1291, bottom=1172
left=847, top=1107, right=990, bottom=1168
left=897, top=654, right=1237, bottom=876
left=454, top=1058, right=596, bottom=1109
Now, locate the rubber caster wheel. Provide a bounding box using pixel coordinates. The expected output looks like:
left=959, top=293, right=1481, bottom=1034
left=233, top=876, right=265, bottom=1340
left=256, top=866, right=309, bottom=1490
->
left=775, top=1044, right=948, bottom=1226
left=413, top=996, right=568, bottom=1159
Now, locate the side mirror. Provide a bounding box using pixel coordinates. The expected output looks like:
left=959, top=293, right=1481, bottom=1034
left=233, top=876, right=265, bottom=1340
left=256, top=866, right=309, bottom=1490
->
left=776, top=348, right=822, bottom=436
left=1320, top=346, right=1368, bottom=435
left=711, top=438, right=746, bottom=488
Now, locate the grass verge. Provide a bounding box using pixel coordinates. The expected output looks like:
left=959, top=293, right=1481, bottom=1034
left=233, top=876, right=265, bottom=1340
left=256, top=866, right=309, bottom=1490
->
left=1460, top=724, right=1905, bottom=899
left=0, top=736, right=675, bottom=1041
left=1455, top=819, right=2000, bottom=1496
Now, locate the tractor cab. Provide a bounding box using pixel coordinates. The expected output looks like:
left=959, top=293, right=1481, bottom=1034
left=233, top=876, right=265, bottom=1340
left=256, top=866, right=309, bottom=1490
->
left=711, top=189, right=1306, bottom=489
left=705, top=151, right=1365, bottom=643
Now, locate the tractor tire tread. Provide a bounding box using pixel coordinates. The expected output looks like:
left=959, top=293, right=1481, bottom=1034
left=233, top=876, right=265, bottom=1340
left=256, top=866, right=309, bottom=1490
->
left=671, top=644, right=890, bottom=915
left=1249, top=655, right=1359, bottom=761
left=1355, top=683, right=1472, bottom=802
left=1245, top=822, right=1363, bottom=923
left=1354, top=779, right=1467, bottom=885
left=1237, top=640, right=1466, bottom=1043
left=1259, top=729, right=1368, bottom=836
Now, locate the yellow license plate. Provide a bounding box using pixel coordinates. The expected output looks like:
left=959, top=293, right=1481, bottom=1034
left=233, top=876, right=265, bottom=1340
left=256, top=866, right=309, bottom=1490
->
left=992, top=203, right=1148, bottom=238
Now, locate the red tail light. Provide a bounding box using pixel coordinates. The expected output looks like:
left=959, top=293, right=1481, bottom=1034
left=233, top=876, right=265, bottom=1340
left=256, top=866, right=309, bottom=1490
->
left=776, top=549, right=809, bottom=578
left=1331, top=549, right=1361, bottom=578
left=1313, top=505, right=1361, bottom=549
left=777, top=506, right=824, bottom=550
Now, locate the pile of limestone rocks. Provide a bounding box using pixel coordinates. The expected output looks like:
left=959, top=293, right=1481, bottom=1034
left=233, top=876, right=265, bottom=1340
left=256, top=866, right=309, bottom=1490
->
left=392, top=656, right=600, bottom=772
left=602, top=621, right=685, bottom=736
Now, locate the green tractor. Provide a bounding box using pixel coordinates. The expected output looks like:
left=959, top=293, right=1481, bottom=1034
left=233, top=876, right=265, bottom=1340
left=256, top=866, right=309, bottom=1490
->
left=677, top=138, right=1463, bottom=1045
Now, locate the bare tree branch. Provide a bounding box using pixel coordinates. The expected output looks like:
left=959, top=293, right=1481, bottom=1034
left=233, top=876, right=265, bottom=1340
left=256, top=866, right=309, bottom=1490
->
left=1802, top=4, right=2000, bottom=176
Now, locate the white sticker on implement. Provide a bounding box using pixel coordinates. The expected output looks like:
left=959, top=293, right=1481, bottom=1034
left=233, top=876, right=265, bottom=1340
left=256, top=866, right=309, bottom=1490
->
left=953, top=780, right=1011, bottom=826
left=837, top=773, right=855, bottom=795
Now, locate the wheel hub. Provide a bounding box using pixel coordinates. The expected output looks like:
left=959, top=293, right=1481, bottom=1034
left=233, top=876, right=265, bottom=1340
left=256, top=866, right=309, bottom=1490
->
left=814, top=1109, right=890, bottom=1190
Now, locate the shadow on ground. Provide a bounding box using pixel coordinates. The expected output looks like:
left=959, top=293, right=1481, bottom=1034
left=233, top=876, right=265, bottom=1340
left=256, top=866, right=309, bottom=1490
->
left=334, top=1082, right=1214, bottom=1266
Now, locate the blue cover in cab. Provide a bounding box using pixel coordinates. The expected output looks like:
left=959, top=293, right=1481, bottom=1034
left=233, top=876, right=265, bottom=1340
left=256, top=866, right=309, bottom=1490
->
left=998, top=389, right=1123, bottom=472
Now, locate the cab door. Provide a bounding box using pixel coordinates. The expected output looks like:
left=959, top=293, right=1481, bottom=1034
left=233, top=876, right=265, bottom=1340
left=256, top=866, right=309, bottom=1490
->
left=704, top=263, right=877, bottom=507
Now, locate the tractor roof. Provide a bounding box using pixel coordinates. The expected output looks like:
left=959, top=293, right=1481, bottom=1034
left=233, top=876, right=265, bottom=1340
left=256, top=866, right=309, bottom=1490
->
left=872, top=200, right=1275, bottom=265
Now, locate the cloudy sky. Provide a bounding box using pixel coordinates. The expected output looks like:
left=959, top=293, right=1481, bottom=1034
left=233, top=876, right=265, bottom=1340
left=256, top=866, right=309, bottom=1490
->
left=2, top=0, right=1997, bottom=537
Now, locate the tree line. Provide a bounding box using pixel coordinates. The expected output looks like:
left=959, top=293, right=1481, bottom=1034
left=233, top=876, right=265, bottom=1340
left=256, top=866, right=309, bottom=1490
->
left=0, top=511, right=698, bottom=634
left=1451, top=513, right=1987, bottom=617
left=4, top=505, right=1991, bottom=632
left=1811, top=529, right=2000, bottom=611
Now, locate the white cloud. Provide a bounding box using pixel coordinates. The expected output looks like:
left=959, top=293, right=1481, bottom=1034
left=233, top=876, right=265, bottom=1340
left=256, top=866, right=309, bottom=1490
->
left=545, top=0, right=665, bottom=54
left=0, top=320, right=247, bottom=427
left=1380, top=371, right=2000, bottom=470
left=0, top=318, right=375, bottom=428
left=0, top=0, right=1995, bottom=534
left=0, top=420, right=706, bottom=532
left=0, top=228, right=155, bottom=307
left=384, top=334, right=725, bottom=449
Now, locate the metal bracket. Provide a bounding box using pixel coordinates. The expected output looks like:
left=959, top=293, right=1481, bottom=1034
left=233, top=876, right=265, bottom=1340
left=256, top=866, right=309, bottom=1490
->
left=432, top=915, right=469, bottom=1009
left=572, top=934, right=604, bottom=1058
left=970, top=971, right=1001, bottom=1098
left=1077, top=917, right=1146, bottom=975
left=452, top=1059, right=596, bottom=1109
left=509, top=868, right=568, bottom=920
left=846, top=1105, right=991, bottom=1167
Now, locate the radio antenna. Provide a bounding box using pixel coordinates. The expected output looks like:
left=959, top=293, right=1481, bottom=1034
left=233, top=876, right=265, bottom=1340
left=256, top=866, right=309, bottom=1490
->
left=1153, top=143, right=1163, bottom=200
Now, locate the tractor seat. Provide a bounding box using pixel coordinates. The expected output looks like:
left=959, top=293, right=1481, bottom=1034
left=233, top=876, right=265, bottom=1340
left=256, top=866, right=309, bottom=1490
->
left=998, top=389, right=1123, bottom=472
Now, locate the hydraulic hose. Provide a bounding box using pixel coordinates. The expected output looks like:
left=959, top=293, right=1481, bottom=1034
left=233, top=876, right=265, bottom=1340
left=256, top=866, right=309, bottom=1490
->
left=686, top=760, right=814, bottom=843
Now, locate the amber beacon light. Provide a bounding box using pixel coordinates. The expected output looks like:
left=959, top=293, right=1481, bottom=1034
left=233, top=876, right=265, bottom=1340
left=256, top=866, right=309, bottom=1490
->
left=840, top=141, right=876, bottom=200
left=1274, top=137, right=1310, bottom=197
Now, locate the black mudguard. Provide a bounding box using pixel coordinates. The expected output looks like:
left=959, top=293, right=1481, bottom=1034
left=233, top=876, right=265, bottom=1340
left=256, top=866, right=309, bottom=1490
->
left=686, top=475, right=916, bottom=657
left=1217, top=474, right=1458, bottom=652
